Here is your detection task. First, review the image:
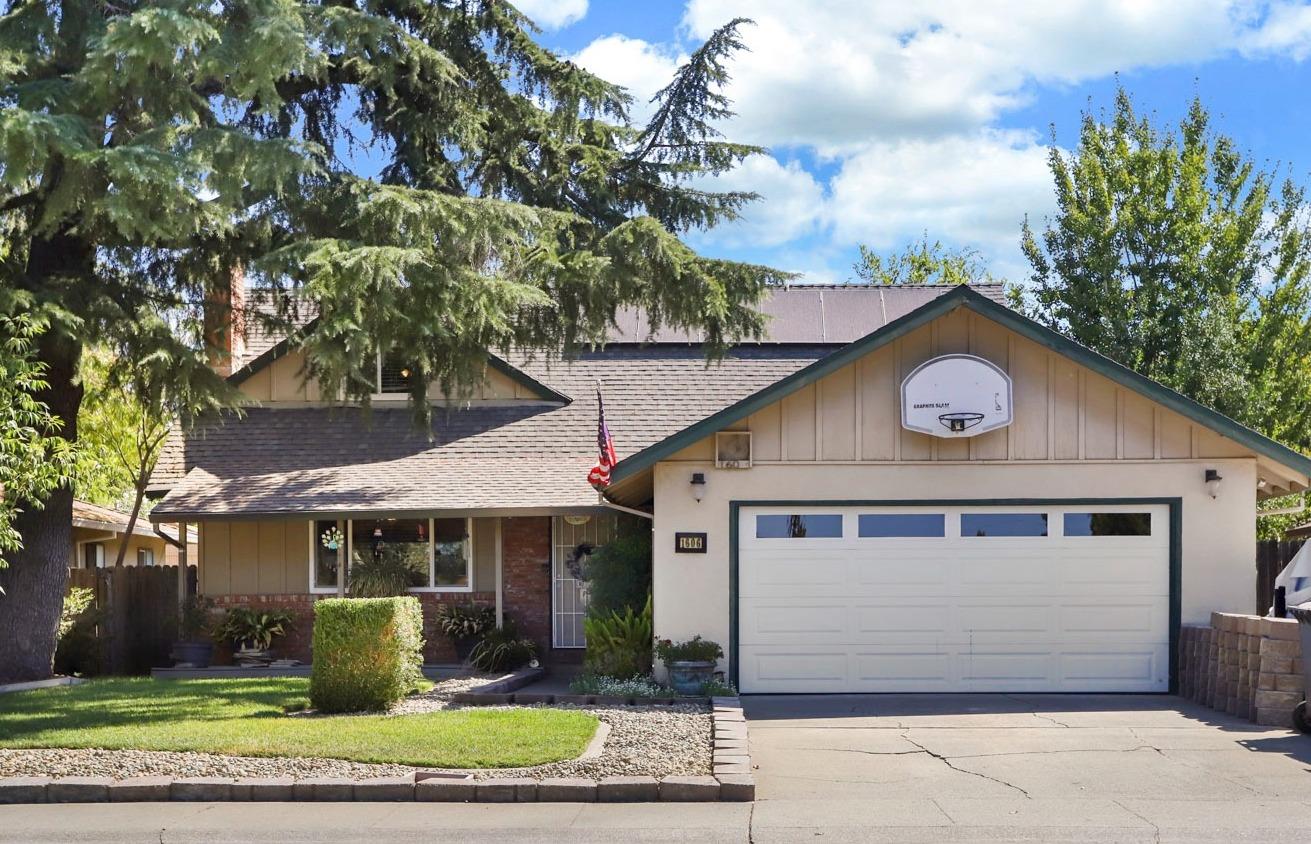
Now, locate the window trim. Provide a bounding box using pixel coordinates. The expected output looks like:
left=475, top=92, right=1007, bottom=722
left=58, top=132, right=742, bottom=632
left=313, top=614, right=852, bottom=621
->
left=308, top=517, right=473, bottom=594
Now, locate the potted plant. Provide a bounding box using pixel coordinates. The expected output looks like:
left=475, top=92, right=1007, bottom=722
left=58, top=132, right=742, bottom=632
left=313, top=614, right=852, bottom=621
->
left=655, top=635, right=724, bottom=696
left=172, top=596, right=216, bottom=668
left=214, top=607, right=294, bottom=666
left=434, top=603, right=496, bottom=661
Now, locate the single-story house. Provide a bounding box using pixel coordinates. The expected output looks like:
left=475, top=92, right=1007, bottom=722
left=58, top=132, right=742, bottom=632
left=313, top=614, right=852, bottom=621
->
left=148, top=283, right=1311, bottom=692
left=73, top=499, right=196, bottom=569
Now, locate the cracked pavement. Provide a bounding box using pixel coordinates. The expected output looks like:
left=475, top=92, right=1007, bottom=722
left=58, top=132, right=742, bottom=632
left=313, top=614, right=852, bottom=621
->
left=1, top=694, right=1308, bottom=843
left=745, top=693, right=1311, bottom=842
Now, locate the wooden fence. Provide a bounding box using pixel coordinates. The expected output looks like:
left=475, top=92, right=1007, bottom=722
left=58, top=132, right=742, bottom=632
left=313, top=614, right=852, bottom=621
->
left=65, top=565, right=196, bottom=675
left=1255, top=539, right=1304, bottom=615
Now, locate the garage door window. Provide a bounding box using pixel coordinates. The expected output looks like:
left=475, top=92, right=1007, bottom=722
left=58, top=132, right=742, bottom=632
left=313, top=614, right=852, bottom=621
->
left=755, top=514, right=843, bottom=538
left=1064, top=512, right=1152, bottom=536
left=858, top=513, right=945, bottom=537
left=962, top=513, right=1048, bottom=537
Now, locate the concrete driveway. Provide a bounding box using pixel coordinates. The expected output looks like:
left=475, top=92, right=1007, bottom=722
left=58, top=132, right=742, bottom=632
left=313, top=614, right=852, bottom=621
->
left=745, top=693, right=1311, bottom=842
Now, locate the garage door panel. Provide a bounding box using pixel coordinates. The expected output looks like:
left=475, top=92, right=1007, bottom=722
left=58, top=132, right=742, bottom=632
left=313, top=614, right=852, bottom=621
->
left=737, top=504, right=1171, bottom=693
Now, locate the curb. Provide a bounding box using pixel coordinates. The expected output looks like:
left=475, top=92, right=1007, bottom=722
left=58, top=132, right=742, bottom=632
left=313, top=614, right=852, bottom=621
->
left=0, top=699, right=753, bottom=804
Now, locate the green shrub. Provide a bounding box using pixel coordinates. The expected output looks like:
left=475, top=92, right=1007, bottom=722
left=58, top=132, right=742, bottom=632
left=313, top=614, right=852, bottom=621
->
left=654, top=635, right=723, bottom=665
left=433, top=603, right=496, bottom=642
left=583, top=594, right=653, bottom=678
left=59, top=588, right=95, bottom=641
left=213, top=607, right=293, bottom=651
left=310, top=597, right=424, bottom=713
left=468, top=620, right=537, bottom=672
left=578, top=514, right=651, bottom=616
left=699, top=678, right=737, bottom=697
left=349, top=546, right=416, bottom=597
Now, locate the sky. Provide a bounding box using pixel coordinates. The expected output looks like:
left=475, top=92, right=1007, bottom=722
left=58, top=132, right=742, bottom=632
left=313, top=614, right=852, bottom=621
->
left=510, top=0, right=1311, bottom=285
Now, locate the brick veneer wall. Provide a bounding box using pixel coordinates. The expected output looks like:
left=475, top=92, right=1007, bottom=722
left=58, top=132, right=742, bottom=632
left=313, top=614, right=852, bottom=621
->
left=211, top=592, right=496, bottom=664
left=500, top=516, right=553, bottom=656
left=1179, top=612, right=1306, bottom=726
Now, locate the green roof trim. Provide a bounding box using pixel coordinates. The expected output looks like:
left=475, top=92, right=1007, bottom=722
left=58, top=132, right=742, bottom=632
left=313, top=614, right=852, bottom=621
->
left=227, top=318, right=571, bottom=405
left=609, top=285, right=1311, bottom=483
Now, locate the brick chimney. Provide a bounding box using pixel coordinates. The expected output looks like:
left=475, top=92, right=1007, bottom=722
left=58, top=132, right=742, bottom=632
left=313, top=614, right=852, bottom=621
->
left=203, top=264, right=246, bottom=377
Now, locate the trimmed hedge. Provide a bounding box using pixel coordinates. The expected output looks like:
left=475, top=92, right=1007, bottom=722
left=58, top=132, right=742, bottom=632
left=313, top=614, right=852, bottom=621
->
left=310, top=597, right=424, bottom=713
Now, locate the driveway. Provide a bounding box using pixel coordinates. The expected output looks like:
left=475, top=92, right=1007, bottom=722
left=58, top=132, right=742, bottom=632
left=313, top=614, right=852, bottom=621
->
left=745, top=693, right=1311, bottom=842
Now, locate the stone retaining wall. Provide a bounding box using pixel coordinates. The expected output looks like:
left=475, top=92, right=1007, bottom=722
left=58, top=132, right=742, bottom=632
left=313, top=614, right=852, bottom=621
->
left=1179, top=612, right=1305, bottom=727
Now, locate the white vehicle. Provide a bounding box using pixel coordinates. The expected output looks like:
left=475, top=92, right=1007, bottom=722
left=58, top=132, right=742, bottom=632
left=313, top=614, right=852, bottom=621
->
left=1271, top=541, right=1311, bottom=612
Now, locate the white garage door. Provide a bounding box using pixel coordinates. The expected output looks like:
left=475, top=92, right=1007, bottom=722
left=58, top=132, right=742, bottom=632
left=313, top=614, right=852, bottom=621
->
left=737, top=504, right=1170, bottom=693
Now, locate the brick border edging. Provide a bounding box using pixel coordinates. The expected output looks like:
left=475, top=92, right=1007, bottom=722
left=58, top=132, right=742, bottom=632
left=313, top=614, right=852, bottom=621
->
left=0, top=698, right=754, bottom=804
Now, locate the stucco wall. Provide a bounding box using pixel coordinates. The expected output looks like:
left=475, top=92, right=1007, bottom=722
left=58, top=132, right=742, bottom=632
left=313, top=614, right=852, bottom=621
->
left=651, top=458, right=1259, bottom=678
left=71, top=528, right=174, bottom=568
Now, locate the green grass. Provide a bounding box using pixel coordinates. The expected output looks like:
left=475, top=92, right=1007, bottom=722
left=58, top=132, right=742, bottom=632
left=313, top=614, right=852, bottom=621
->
left=0, top=678, right=597, bottom=769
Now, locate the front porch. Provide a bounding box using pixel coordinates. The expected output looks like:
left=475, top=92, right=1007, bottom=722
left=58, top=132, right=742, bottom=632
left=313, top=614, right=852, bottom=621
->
left=171, top=512, right=619, bottom=665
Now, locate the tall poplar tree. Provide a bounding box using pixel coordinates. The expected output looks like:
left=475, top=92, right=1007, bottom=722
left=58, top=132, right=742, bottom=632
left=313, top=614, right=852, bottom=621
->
left=1022, top=89, right=1311, bottom=453
left=0, top=1, right=786, bottom=681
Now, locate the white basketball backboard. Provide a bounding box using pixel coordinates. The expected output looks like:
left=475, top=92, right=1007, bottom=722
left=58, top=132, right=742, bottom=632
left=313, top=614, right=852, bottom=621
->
left=900, top=354, right=1013, bottom=438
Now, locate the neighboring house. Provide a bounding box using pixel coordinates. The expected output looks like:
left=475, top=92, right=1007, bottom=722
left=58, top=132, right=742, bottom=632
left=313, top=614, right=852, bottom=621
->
left=148, top=284, right=1311, bottom=692
left=72, top=499, right=196, bottom=570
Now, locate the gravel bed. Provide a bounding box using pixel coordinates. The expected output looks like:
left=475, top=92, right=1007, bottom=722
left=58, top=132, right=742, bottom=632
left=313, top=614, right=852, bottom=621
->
left=469, top=703, right=712, bottom=781
left=0, top=748, right=414, bottom=780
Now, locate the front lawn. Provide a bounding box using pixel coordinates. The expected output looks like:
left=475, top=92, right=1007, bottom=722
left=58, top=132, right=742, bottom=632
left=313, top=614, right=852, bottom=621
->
left=0, top=678, right=597, bottom=769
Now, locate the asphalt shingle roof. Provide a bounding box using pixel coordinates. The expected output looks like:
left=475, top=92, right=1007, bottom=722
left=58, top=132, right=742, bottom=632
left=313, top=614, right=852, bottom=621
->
left=150, top=284, right=992, bottom=518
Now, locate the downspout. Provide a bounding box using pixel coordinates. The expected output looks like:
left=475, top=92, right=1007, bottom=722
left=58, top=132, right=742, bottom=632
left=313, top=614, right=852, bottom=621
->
left=153, top=523, right=185, bottom=550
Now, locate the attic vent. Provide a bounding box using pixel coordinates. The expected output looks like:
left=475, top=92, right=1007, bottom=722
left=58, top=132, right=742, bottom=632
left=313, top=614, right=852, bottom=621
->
left=716, top=431, right=752, bottom=469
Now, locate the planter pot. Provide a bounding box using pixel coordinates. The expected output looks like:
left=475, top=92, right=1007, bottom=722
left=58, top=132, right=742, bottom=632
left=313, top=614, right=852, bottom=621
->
left=453, top=637, right=479, bottom=662
left=171, top=641, right=213, bottom=669
left=668, top=660, right=716, bottom=696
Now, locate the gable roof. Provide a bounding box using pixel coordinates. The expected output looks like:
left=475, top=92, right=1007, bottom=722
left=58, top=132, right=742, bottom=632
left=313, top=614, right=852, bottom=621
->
left=609, top=285, right=1311, bottom=485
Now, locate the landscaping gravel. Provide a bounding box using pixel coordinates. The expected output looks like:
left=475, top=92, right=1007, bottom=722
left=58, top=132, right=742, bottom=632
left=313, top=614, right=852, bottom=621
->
left=468, top=704, right=712, bottom=781
left=0, top=748, right=414, bottom=780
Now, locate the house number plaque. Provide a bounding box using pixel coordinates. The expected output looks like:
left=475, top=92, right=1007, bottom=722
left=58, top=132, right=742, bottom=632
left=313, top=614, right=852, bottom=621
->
left=675, top=532, right=707, bottom=554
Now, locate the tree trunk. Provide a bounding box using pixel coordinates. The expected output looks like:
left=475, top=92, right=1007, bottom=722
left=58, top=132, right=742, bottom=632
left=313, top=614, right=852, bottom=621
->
left=0, top=236, right=85, bottom=682
left=112, top=475, right=149, bottom=569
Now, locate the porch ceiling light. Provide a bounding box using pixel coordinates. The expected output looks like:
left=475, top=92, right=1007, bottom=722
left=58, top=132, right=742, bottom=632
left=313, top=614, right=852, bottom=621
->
left=1205, top=469, right=1223, bottom=499
left=691, top=472, right=706, bottom=503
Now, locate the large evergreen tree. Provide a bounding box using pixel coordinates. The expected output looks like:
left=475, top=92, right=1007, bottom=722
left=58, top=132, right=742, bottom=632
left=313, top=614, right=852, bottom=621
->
left=1022, top=90, right=1311, bottom=453
left=0, top=1, right=786, bottom=681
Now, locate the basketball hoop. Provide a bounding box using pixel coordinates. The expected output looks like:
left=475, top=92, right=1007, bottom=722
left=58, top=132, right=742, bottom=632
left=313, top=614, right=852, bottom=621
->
left=938, top=411, right=985, bottom=433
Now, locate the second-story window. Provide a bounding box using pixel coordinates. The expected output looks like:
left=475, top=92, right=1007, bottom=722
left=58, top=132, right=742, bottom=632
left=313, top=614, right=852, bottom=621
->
left=377, top=352, right=415, bottom=394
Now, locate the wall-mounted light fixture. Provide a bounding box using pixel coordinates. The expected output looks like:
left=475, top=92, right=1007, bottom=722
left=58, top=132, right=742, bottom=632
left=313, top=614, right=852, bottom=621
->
left=1205, top=469, right=1223, bottom=499
left=1257, top=478, right=1268, bottom=490
left=690, top=472, right=706, bottom=503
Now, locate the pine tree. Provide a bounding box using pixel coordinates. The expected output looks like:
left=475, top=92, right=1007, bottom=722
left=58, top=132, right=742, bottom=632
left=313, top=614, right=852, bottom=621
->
left=0, top=1, right=786, bottom=681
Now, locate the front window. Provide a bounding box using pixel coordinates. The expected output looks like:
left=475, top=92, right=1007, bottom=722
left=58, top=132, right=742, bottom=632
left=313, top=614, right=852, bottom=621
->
left=137, top=548, right=155, bottom=566
left=84, top=543, right=105, bottom=569
left=962, top=513, right=1049, bottom=537
left=755, top=514, right=843, bottom=539
left=310, top=517, right=471, bottom=592
left=352, top=518, right=430, bottom=588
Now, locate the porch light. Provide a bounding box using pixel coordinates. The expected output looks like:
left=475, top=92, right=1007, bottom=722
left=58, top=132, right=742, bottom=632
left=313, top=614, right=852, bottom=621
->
left=1205, top=469, right=1223, bottom=499
left=690, top=472, right=706, bottom=503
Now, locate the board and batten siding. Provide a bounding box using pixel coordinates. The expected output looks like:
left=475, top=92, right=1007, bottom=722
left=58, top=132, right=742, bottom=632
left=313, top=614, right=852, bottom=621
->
left=667, top=309, right=1252, bottom=468
left=238, top=349, right=541, bottom=405
left=198, top=516, right=498, bottom=595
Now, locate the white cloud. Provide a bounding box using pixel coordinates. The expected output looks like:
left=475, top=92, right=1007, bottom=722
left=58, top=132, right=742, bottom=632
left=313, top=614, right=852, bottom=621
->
left=571, top=35, right=683, bottom=123
left=689, top=156, right=826, bottom=249
left=513, top=0, right=589, bottom=31
left=826, top=130, right=1054, bottom=276
left=679, top=0, right=1262, bottom=151
left=1241, top=2, right=1311, bottom=59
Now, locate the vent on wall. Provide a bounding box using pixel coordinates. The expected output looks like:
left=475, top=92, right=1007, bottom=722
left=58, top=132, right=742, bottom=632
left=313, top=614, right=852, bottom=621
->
left=716, top=431, right=752, bottom=469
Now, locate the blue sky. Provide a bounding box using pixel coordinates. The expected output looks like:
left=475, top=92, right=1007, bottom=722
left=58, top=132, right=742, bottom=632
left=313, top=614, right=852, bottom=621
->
left=514, top=0, right=1311, bottom=285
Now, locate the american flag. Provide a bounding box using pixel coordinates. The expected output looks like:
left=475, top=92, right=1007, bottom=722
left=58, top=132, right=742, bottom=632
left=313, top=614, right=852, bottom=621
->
left=588, top=389, right=617, bottom=489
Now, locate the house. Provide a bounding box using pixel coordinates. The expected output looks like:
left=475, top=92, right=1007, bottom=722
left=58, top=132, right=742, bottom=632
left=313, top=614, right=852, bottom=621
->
left=72, top=499, right=196, bottom=569
left=148, top=283, right=1311, bottom=691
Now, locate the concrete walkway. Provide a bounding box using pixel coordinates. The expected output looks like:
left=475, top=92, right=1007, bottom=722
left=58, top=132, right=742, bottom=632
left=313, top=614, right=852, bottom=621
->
left=746, top=693, right=1311, bottom=842
left=2, top=694, right=1307, bottom=842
